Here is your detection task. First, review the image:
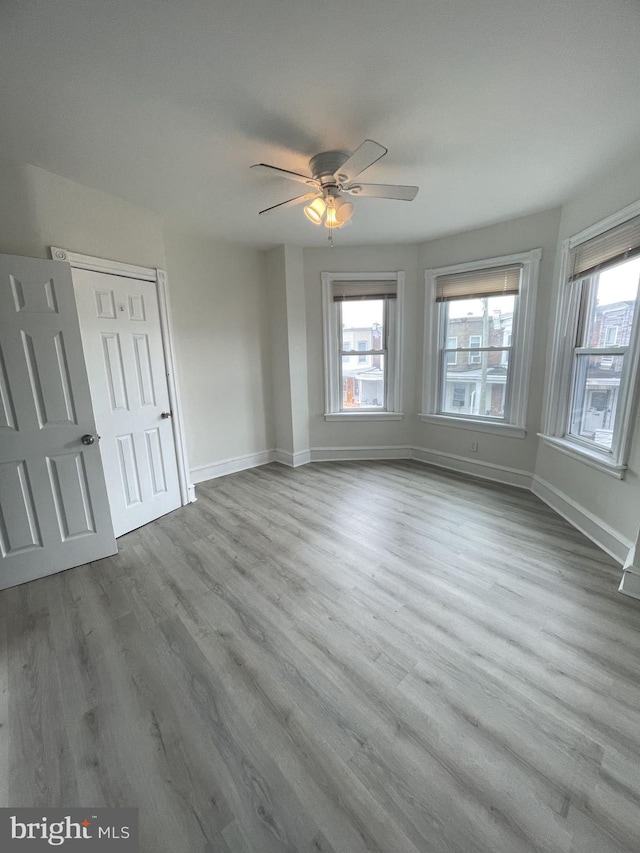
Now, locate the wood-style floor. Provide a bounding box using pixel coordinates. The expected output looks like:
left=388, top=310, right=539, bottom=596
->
left=2, top=460, right=640, bottom=852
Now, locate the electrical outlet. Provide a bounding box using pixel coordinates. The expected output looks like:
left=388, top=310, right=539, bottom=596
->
left=470, top=440, right=478, bottom=453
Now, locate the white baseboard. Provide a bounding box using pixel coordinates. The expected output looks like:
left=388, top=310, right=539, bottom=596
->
left=309, top=445, right=412, bottom=463
left=619, top=569, right=640, bottom=600
left=411, top=445, right=532, bottom=489
left=273, top=448, right=311, bottom=467
left=190, top=450, right=276, bottom=483
left=531, top=475, right=632, bottom=565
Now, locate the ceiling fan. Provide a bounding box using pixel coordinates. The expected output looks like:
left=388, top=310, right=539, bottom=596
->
left=251, top=140, right=418, bottom=237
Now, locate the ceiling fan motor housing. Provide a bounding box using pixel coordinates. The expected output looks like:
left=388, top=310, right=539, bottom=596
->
left=309, top=151, right=350, bottom=186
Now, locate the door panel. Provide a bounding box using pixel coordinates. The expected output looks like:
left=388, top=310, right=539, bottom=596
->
left=0, top=344, right=18, bottom=430
left=144, top=428, right=167, bottom=495
left=133, top=334, right=156, bottom=406
left=116, top=433, right=143, bottom=506
left=102, top=332, right=129, bottom=411
left=46, top=452, right=96, bottom=539
left=0, top=459, right=42, bottom=555
left=0, top=253, right=117, bottom=589
left=73, top=269, right=181, bottom=537
left=23, top=329, right=77, bottom=426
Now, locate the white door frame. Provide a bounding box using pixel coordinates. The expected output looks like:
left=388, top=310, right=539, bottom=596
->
left=50, top=247, right=195, bottom=507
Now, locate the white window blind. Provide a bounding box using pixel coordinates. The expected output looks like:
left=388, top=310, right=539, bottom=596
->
left=569, top=213, right=640, bottom=282
left=332, top=280, right=397, bottom=301
left=435, top=265, right=522, bottom=302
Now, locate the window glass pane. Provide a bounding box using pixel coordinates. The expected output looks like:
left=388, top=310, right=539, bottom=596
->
left=446, top=295, right=515, bottom=358
left=468, top=335, right=481, bottom=363
left=501, top=332, right=512, bottom=365
left=568, top=354, right=624, bottom=449
left=440, top=294, right=512, bottom=419
left=341, top=299, right=384, bottom=351
left=441, top=352, right=508, bottom=418
left=446, top=336, right=458, bottom=365
left=342, top=354, right=385, bottom=409
left=580, top=257, right=640, bottom=348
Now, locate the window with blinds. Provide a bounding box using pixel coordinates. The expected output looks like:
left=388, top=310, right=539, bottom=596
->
left=322, top=272, right=404, bottom=417
left=569, top=213, right=640, bottom=282
left=331, top=280, right=397, bottom=301
left=435, top=264, right=522, bottom=302
left=422, top=249, right=540, bottom=435
left=542, top=203, right=640, bottom=473
left=433, top=264, right=522, bottom=421
left=564, top=215, right=640, bottom=456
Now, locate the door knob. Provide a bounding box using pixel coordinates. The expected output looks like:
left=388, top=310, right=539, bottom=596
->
left=81, top=434, right=96, bottom=445
left=160, top=411, right=172, bottom=419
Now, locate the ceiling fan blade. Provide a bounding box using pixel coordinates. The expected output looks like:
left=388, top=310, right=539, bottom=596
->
left=258, top=192, right=320, bottom=215
left=251, top=163, right=318, bottom=187
left=343, top=183, right=419, bottom=201
left=335, top=140, right=388, bottom=183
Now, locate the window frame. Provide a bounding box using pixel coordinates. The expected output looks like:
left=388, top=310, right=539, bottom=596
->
left=541, top=200, right=640, bottom=478
left=322, top=271, right=404, bottom=421
left=421, top=249, right=541, bottom=438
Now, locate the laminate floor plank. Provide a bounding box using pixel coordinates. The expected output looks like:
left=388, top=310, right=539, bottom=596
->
left=7, top=606, right=78, bottom=806
left=2, top=460, right=640, bottom=852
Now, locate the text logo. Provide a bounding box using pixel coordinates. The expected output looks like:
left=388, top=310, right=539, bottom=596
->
left=0, top=809, right=138, bottom=851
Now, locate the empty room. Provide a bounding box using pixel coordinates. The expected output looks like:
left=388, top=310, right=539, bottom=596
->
left=1, top=1, right=640, bottom=851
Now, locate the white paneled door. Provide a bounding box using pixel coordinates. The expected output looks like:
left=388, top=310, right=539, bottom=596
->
left=72, top=269, right=181, bottom=537
left=0, top=254, right=117, bottom=590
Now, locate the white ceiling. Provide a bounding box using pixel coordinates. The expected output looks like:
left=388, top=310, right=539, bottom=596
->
left=1, top=0, right=639, bottom=249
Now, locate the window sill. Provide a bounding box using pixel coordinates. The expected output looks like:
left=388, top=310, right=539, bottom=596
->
left=324, top=412, right=404, bottom=422
left=419, top=413, right=526, bottom=438
left=538, top=434, right=626, bottom=479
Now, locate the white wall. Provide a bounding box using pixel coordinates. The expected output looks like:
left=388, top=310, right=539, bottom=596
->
left=0, top=159, right=40, bottom=258
left=415, top=209, right=561, bottom=478
left=303, top=244, right=419, bottom=453
left=0, top=159, right=165, bottom=266
left=267, top=246, right=295, bottom=456
left=163, top=223, right=273, bottom=475
left=534, top=143, right=640, bottom=547
left=281, top=245, right=310, bottom=460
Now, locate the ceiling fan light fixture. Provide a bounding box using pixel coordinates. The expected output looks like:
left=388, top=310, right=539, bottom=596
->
left=324, top=207, right=341, bottom=229
left=304, top=197, right=326, bottom=225
left=333, top=196, right=354, bottom=224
